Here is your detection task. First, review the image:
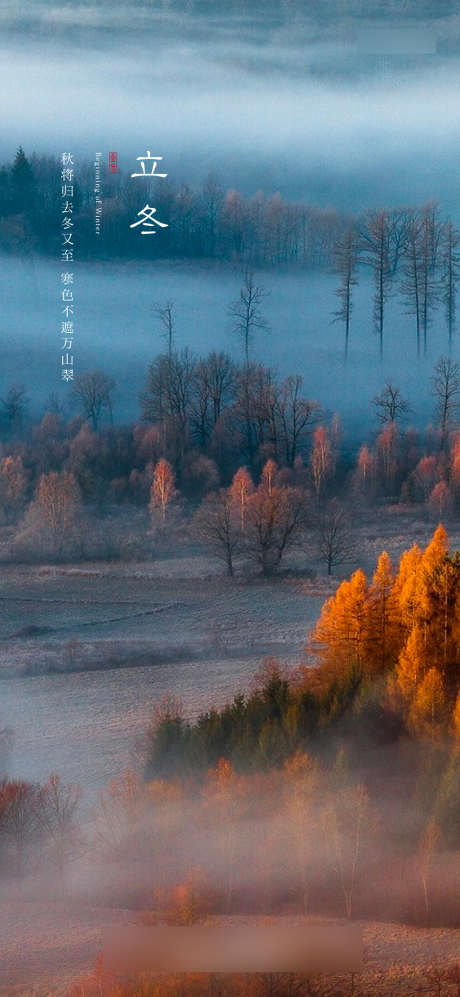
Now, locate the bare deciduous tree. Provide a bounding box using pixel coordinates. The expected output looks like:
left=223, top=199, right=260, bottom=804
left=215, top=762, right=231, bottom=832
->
left=315, top=500, right=354, bottom=576
left=432, top=355, right=460, bottom=449
left=419, top=202, right=442, bottom=356
left=325, top=782, right=370, bottom=919
left=73, top=371, right=115, bottom=431
left=141, top=350, right=196, bottom=453
left=228, top=270, right=268, bottom=366
left=417, top=818, right=440, bottom=925
left=401, top=209, right=423, bottom=358
left=194, top=489, right=240, bottom=577
left=401, top=205, right=441, bottom=358
left=0, top=779, right=43, bottom=874
left=277, top=375, right=318, bottom=466
left=0, top=455, right=28, bottom=523
left=372, top=381, right=410, bottom=426
left=441, top=220, right=460, bottom=350
left=20, top=470, right=81, bottom=557
left=333, top=226, right=359, bottom=361
left=153, top=300, right=175, bottom=358
left=192, top=351, right=236, bottom=447
left=39, top=773, right=82, bottom=884
left=246, top=472, right=307, bottom=576
left=360, top=210, right=393, bottom=360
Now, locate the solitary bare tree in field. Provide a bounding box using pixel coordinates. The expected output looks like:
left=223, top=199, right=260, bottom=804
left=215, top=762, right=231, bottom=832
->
left=228, top=270, right=268, bottom=366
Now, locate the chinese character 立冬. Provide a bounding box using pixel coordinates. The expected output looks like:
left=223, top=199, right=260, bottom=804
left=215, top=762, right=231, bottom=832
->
left=130, top=204, right=168, bottom=236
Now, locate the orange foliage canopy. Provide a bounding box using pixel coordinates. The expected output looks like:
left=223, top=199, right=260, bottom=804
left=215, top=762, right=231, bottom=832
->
left=307, top=525, right=460, bottom=736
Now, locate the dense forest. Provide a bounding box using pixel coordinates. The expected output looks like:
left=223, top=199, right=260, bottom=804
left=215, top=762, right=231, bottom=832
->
left=1, top=345, right=460, bottom=566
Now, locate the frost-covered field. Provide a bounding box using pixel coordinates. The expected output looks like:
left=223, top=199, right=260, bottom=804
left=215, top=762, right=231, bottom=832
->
left=1, top=904, right=459, bottom=996
left=0, top=552, right=326, bottom=797
left=1, top=511, right=458, bottom=800
left=0, top=518, right=459, bottom=993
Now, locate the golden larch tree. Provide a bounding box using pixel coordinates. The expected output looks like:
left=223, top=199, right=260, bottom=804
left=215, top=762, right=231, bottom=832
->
left=308, top=569, right=369, bottom=683
left=409, top=667, right=446, bottom=740
left=366, top=551, right=400, bottom=674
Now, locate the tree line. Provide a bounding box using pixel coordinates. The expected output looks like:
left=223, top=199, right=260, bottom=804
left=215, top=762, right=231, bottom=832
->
left=2, top=349, right=460, bottom=566
left=3, top=149, right=460, bottom=364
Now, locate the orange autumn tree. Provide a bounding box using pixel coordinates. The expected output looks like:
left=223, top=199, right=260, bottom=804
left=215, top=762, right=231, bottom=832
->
left=365, top=551, right=400, bottom=674
left=308, top=525, right=460, bottom=736
left=229, top=466, right=254, bottom=531
left=150, top=458, right=178, bottom=524
left=391, top=525, right=460, bottom=733
left=391, top=542, right=423, bottom=636
left=307, top=568, right=370, bottom=687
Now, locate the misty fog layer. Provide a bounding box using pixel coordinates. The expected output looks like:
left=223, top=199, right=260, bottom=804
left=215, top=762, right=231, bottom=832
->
left=0, top=254, right=455, bottom=435
left=2, top=7, right=460, bottom=210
